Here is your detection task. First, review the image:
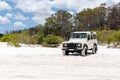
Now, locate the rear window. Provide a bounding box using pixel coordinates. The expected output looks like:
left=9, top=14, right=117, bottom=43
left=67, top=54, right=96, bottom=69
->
left=93, top=34, right=96, bottom=39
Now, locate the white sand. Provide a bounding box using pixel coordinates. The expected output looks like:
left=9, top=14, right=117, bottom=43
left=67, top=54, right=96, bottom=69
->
left=0, top=42, right=120, bottom=80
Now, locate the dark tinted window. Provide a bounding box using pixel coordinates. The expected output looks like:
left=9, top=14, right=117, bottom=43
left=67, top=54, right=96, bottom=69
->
left=93, top=34, right=96, bottom=39
left=70, top=33, right=87, bottom=38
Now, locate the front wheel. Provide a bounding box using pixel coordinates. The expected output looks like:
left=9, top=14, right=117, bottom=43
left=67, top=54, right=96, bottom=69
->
left=63, top=50, right=69, bottom=55
left=81, top=46, right=87, bottom=56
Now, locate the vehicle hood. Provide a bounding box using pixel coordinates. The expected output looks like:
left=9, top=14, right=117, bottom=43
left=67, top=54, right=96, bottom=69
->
left=63, top=39, right=87, bottom=43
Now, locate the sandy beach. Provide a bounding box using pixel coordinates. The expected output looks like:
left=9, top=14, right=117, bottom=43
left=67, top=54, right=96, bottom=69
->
left=0, top=42, right=120, bottom=80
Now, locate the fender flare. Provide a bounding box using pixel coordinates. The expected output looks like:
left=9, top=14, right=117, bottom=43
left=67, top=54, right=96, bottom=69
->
left=83, top=44, right=88, bottom=49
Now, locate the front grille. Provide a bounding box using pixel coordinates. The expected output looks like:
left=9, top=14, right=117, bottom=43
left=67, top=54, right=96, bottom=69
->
left=67, top=43, right=76, bottom=49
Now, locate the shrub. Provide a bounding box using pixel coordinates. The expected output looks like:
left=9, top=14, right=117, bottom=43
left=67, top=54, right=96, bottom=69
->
left=0, top=34, right=12, bottom=42
left=43, top=34, right=63, bottom=47
left=43, top=34, right=63, bottom=44
left=114, top=30, right=120, bottom=42
left=42, top=42, right=47, bottom=47
left=38, top=35, right=44, bottom=44
left=96, top=30, right=116, bottom=44
left=107, top=34, right=114, bottom=44
left=0, top=34, right=20, bottom=47
left=7, top=40, right=21, bottom=47
left=30, top=35, right=40, bottom=44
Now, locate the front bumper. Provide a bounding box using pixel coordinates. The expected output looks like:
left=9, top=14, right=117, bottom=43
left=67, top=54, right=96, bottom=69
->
left=62, top=47, right=82, bottom=52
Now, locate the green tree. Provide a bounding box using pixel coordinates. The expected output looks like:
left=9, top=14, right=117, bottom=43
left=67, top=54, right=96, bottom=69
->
left=44, top=10, right=72, bottom=38
left=107, top=3, right=120, bottom=30
left=76, top=4, right=107, bottom=31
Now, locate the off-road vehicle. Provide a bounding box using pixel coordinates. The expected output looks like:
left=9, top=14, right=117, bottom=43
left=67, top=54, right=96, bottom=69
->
left=62, top=31, right=98, bottom=56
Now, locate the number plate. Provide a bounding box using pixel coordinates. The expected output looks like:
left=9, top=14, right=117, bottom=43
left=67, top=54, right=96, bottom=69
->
left=69, top=49, right=74, bottom=51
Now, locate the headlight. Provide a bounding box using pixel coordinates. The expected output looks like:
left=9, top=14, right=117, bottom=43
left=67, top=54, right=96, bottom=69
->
left=77, top=43, right=82, bottom=47
left=63, top=43, right=67, bottom=47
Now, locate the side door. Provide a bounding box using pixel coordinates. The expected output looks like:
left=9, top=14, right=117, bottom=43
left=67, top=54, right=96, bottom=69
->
left=87, top=34, right=93, bottom=49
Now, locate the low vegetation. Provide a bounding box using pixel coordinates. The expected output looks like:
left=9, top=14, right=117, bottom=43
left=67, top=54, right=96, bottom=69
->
left=0, top=34, right=20, bottom=47
left=42, top=34, right=63, bottom=47
left=96, top=30, right=120, bottom=47
left=0, top=31, right=63, bottom=47
left=1, top=30, right=120, bottom=47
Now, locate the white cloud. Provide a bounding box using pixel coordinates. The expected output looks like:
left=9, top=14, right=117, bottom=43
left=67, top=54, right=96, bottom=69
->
left=14, top=0, right=54, bottom=24
left=32, top=15, right=48, bottom=24
left=6, top=13, right=13, bottom=18
left=14, top=13, right=29, bottom=21
left=15, top=0, right=53, bottom=14
left=52, top=0, right=99, bottom=12
left=14, top=21, right=25, bottom=27
left=13, top=0, right=120, bottom=24
left=0, top=16, right=10, bottom=24
left=69, top=11, right=74, bottom=15
left=0, top=1, right=11, bottom=11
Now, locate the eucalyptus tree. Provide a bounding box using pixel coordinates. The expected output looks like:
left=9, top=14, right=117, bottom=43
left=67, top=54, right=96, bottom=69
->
left=92, top=4, right=106, bottom=30
left=76, top=4, right=107, bottom=30
left=44, top=10, right=72, bottom=38
left=107, top=3, right=120, bottom=30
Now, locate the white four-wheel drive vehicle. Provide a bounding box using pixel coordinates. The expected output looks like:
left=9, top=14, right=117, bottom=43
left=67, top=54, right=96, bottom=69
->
left=62, top=31, right=98, bottom=56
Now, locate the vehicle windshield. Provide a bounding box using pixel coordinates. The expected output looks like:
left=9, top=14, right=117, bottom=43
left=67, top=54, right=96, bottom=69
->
left=70, top=33, right=87, bottom=39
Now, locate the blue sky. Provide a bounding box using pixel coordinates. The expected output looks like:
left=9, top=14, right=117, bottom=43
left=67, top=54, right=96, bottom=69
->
left=0, top=0, right=119, bottom=34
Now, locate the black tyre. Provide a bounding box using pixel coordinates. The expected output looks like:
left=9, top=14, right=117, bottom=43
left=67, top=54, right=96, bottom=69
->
left=92, top=45, right=97, bottom=54
left=81, top=46, right=87, bottom=56
left=63, top=50, right=69, bottom=55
